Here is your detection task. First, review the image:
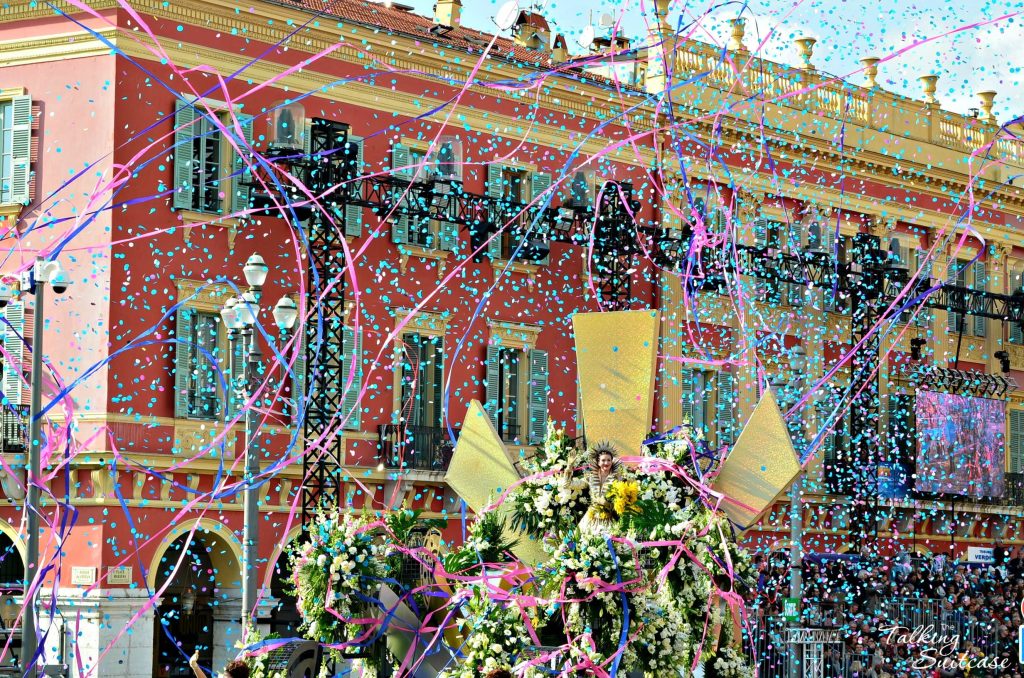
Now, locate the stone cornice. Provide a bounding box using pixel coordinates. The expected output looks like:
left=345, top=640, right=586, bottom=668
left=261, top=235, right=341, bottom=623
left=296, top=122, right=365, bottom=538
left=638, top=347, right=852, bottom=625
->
left=3, top=3, right=1024, bottom=233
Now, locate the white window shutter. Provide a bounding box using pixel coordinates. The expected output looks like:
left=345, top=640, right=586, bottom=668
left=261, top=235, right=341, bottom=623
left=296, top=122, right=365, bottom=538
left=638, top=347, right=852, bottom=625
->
left=2, top=302, right=24, bottom=405
left=9, top=96, right=32, bottom=205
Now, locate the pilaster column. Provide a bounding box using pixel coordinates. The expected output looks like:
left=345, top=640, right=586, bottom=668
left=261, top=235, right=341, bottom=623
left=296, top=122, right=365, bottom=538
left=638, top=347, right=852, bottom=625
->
left=35, top=588, right=157, bottom=678
left=211, top=589, right=243, bottom=671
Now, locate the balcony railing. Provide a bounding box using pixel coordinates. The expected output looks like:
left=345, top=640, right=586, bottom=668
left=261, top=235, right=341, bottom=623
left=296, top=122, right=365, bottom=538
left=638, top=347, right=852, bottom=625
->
left=0, top=407, right=27, bottom=455
left=377, top=424, right=455, bottom=472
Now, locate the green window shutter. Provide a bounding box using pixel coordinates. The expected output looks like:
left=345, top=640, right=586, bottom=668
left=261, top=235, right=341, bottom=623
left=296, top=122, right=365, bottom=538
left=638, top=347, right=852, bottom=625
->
left=429, top=337, right=444, bottom=428
left=341, top=326, right=362, bottom=431
left=301, top=118, right=313, bottom=156
left=753, top=217, right=770, bottom=248
left=716, top=371, right=735, bottom=446
left=400, top=333, right=421, bottom=426
left=172, top=101, right=196, bottom=210
left=2, top=302, right=24, bottom=405
left=487, top=164, right=504, bottom=198
left=948, top=261, right=966, bottom=333
left=527, top=348, right=548, bottom=445
left=392, top=212, right=410, bottom=245
left=439, top=219, right=458, bottom=252
left=530, top=171, right=552, bottom=204
left=292, top=324, right=307, bottom=420
left=9, top=96, right=32, bottom=205
left=485, top=165, right=504, bottom=259
left=1011, top=411, right=1022, bottom=474
left=681, top=368, right=696, bottom=428
left=344, top=136, right=364, bottom=237
left=973, top=260, right=987, bottom=337
left=390, top=147, right=410, bottom=243
left=227, top=335, right=244, bottom=418
left=485, top=345, right=500, bottom=429
left=530, top=172, right=552, bottom=265
left=392, top=144, right=412, bottom=179
left=788, top=220, right=804, bottom=307
left=230, top=115, right=254, bottom=217
left=173, top=307, right=197, bottom=418
left=914, top=253, right=933, bottom=329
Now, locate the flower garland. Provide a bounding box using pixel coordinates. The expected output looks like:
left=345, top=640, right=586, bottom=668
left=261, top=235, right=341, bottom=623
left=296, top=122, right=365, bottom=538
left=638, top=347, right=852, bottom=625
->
left=289, top=508, right=389, bottom=656
left=508, top=423, right=589, bottom=540
left=444, top=423, right=755, bottom=677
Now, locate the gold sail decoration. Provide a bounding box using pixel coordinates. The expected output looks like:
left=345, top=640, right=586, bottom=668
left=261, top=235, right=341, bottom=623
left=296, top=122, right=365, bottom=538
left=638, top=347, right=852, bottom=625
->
left=572, top=310, right=660, bottom=456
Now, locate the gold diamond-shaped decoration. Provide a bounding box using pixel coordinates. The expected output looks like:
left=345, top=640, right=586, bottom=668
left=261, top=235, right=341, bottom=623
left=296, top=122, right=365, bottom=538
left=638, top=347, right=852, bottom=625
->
left=711, top=388, right=801, bottom=531
left=444, top=400, right=546, bottom=564
left=572, top=310, right=660, bottom=456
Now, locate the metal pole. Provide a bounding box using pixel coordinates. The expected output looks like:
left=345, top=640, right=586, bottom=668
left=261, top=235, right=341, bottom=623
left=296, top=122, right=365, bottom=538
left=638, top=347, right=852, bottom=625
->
left=241, top=325, right=261, bottom=633
left=23, top=268, right=45, bottom=677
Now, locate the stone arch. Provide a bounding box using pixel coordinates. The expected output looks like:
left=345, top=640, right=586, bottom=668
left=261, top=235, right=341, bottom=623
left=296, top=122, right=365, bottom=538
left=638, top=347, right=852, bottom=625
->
left=146, top=518, right=242, bottom=590
left=267, top=525, right=303, bottom=636
left=0, top=522, right=25, bottom=563
left=147, top=518, right=244, bottom=678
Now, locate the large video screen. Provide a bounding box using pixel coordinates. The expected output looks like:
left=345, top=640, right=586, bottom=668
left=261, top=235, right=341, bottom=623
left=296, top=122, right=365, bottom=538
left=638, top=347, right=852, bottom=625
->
left=915, top=390, right=1005, bottom=498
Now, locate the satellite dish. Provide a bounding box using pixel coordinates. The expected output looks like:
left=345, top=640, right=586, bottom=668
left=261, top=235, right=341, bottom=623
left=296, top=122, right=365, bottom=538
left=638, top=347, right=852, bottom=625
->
left=598, top=12, right=615, bottom=28
left=578, top=24, right=596, bottom=49
left=494, top=0, right=520, bottom=31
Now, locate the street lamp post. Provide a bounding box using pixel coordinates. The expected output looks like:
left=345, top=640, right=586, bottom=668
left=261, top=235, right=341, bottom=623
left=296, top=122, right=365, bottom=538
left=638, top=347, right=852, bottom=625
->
left=219, top=255, right=297, bottom=633
left=0, top=257, right=71, bottom=678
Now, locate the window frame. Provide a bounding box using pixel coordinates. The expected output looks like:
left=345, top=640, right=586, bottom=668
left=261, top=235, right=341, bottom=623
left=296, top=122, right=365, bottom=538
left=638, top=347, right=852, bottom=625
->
left=172, top=96, right=252, bottom=218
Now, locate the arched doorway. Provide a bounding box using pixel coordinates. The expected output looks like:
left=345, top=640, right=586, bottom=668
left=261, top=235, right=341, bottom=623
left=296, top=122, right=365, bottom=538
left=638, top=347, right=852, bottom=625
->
left=0, top=530, right=23, bottom=671
left=151, top=534, right=218, bottom=678
left=267, top=552, right=300, bottom=637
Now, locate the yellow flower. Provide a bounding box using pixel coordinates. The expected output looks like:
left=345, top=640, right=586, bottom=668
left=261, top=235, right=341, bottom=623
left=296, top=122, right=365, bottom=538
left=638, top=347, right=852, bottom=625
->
left=608, top=480, right=640, bottom=516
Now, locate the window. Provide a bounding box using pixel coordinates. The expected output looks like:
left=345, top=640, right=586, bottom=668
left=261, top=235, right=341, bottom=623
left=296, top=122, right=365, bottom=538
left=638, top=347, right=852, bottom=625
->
left=293, top=325, right=362, bottom=430
left=0, top=95, right=31, bottom=206
left=485, top=343, right=548, bottom=445
left=947, top=259, right=986, bottom=336
left=484, top=164, right=552, bottom=264
left=753, top=218, right=783, bottom=305
left=400, top=333, right=444, bottom=429
left=172, top=99, right=253, bottom=216
left=188, top=312, right=221, bottom=419
left=1011, top=267, right=1024, bottom=345
left=390, top=144, right=459, bottom=251
left=681, top=369, right=717, bottom=440
left=301, top=121, right=365, bottom=239
left=173, top=306, right=241, bottom=421
left=568, top=169, right=596, bottom=209
left=1, top=302, right=25, bottom=405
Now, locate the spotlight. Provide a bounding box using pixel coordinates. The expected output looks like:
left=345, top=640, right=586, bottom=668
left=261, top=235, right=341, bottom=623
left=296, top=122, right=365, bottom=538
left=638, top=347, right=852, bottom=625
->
left=910, top=338, right=926, bottom=361
left=995, top=350, right=1010, bottom=375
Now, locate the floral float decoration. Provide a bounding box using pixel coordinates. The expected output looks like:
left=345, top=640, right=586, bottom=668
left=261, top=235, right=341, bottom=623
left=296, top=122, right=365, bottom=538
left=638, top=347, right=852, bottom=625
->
left=442, top=422, right=755, bottom=678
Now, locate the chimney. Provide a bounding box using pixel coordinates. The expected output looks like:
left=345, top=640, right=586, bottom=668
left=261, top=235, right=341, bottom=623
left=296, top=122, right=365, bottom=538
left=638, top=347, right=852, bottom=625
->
left=551, top=33, right=568, bottom=63
left=513, top=10, right=550, bottom=50
left=434, top=0, right=461, bottom=28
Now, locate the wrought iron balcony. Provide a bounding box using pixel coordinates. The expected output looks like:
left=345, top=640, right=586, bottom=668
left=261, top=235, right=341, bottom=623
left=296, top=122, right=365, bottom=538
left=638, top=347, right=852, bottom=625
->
left=0, top=407, right=27, bottom=455
left=377, top=424, right=455, bottom=472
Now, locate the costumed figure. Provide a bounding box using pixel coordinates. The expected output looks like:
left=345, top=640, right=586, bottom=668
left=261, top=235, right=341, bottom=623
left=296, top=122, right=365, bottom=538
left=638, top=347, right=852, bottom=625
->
left=578, top=441, right=621, bottom=535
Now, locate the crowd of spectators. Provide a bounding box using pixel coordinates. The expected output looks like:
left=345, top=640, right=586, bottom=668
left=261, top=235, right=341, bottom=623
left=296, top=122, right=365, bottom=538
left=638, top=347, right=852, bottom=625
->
left=748, top=547, right=1024, bottom=677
